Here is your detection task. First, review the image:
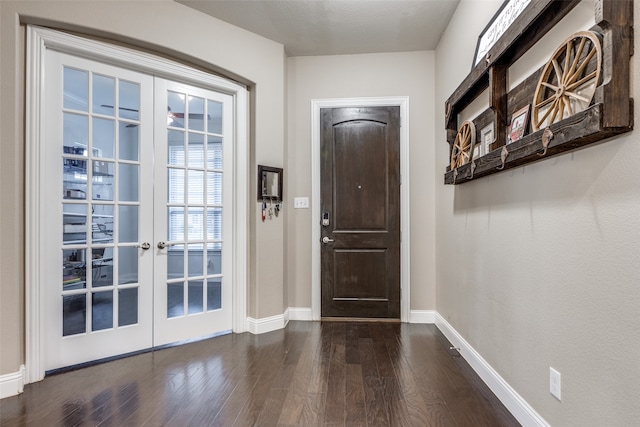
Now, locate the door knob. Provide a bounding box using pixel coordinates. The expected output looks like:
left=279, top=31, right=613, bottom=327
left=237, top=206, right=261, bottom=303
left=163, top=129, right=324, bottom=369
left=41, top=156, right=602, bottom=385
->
left=322, top=236, right=334, bottom=244
left=136, top=242, right=151, bottom=250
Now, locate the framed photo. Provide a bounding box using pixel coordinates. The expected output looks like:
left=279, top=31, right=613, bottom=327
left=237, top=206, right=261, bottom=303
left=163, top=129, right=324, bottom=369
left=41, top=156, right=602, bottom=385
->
left=480, top=122, right=495, bottom=154
left=508, top=104, right=530, bottom=144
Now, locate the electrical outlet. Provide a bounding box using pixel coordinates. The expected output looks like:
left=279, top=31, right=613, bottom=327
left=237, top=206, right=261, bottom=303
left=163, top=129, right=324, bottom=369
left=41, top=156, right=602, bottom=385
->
left=294, top=197, right=309, bottom=209
left=550, top=367, right=561, bottom=401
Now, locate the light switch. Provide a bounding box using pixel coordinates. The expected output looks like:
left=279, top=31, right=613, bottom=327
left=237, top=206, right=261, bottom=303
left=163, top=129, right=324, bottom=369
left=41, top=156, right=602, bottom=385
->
left=294, top=197, right=309, bottom=209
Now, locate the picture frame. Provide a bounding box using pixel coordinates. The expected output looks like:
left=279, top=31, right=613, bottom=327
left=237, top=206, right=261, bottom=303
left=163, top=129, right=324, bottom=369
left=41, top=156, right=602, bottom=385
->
left=257, top=165, right=283, bottom=202
left=508, top=104, right=530, bottom=144
left=480, top=122, right=495, bottom=155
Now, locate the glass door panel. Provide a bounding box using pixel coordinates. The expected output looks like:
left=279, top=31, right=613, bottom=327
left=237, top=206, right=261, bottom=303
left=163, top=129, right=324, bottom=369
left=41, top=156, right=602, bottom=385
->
left=154, top=80, right=232, bottom=345
left=45, top=50, right=153, bottom=371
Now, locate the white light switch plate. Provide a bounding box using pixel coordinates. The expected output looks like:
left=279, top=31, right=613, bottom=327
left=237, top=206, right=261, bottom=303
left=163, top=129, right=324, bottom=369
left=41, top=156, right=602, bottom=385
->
left=294, top=197, right=309, bottom=209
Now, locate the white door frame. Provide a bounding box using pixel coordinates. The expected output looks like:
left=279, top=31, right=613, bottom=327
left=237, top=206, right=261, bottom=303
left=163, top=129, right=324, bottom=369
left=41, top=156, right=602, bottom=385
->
left=310, top=97, right=410, bottom=322
left=25, top=26, right=248, bottom=383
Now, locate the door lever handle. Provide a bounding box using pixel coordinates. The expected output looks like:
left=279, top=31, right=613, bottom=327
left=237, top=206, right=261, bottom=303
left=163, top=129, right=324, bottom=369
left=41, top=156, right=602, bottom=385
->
left=322, top=236, right=334, bottom=244
left=136, top=242, right=151, bottom=250
left=157, top=241, right=177, bottom=249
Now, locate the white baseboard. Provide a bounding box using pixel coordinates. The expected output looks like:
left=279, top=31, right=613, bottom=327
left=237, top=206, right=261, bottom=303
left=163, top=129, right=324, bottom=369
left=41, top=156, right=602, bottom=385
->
left=409, top=309, right=436, bottom=324
left=434, top=313, right=550, bottom=427
left=0, top=365, right=25, bottom=399
left=287, top=307, right=313, bottom=321
left=247, top=313, right=289, bottom=335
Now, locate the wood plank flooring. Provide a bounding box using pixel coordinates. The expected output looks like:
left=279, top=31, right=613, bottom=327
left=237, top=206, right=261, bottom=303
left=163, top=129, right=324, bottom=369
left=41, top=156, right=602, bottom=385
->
left=0, top=321, right=520, bottom=426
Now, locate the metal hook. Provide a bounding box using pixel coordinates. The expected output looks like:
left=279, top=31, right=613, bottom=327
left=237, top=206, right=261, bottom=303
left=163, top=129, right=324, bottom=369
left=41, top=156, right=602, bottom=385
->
left=496, top=146, right=509, bottom=170
left=468, top=160, right=476, bottom=180
left=537, top=127, right=554, bottom=156
left=453, top=168, right=458, bottom=184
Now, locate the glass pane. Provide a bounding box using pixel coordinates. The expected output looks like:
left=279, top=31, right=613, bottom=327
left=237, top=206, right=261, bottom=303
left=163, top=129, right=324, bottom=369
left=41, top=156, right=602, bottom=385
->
left=64, top=67, right=88, bottom=111
left=63, top=158, right=87, bottom=200
left=119, top=80, right=140, bottom=121
left=63, top=113, right=88, bottom=155
left=188, top=280, right=204, bottom=314
left=168, top=207, right=185, bottom=243
left=188, top=209, right=204, bottom=241
left=188, top=132, right=204, bottom=167
left=207, top=278, right=222, bottom=311
left=119, top=164, right=139, bottom=202
left=207, top=136, right=223, bottom=169
left=119, top=288, right=138, bottom=327
left=207, top=243, right=222, bottom=275
left=92, top=291, right=113, bottom=331
left=168, top=130, right=185, bottom=166
left=168, top=169, right=184, bottom=203
left=63, top=249, right=87, bottom=290
left=92, top=250, right=113, bottom=288
left=167, top=282, right=184, bottom=318
left=207, top=208, right=223, bottom=241
left=119, top=247, right=138, bottom=285
left=207, top=100, right=223, bottom=135
left=118, top=205, right=138, bottom=243
left=92, top=74, right=115, bottom=116
left=92, top=161, right=114, bottom=201
left=188, top=170, right=204, bottom=204
left=207, top=172, right=223, bottom=205
left=168, top=91, right=185, bottom=129
left=119, top=122, right=139, bottom=161
left=167, top=245, right=184, bottom=279
left=63, top=204, right=87, bottom=244
left=92, top=204, right=114, bottom=244
left=63, top=294, right=86, bottom=336
left=188, top=96, right=204, bottom=132
left=187, top=245, right=204, bottom=277
left=92, top=117, right=115, bottom=158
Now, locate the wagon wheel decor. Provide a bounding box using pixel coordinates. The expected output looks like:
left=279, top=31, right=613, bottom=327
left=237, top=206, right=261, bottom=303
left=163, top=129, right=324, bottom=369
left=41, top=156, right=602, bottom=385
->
left=532, top=31, right=602, bottom=131
left=450, top=121, right=476, bottom=170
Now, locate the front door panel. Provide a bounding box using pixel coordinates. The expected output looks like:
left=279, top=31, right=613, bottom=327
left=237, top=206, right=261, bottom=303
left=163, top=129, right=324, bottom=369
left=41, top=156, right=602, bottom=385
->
left=320, top=107, right=401, bottom=318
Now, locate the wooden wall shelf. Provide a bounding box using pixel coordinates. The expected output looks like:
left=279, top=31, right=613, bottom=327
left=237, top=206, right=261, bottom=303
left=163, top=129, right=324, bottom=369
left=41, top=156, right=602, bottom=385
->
left=444, top=0, right=633, bottom=185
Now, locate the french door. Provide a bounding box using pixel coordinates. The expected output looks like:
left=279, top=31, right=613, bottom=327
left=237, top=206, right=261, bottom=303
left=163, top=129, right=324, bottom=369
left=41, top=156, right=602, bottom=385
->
left=43, top=49, right=234, bottom=371
left=153, top=80, right=233, bottom=346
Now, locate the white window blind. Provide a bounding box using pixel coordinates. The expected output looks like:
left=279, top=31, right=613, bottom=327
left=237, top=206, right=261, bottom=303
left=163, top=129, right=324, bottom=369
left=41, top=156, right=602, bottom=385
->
left=168, top=142, right=222, bottom=243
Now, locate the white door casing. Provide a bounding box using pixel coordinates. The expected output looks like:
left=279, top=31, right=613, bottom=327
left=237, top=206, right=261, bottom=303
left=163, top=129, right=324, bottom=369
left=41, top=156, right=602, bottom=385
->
left=26, top=26, right=248, bottom=382
left=310, top=97, right=410, bottom=322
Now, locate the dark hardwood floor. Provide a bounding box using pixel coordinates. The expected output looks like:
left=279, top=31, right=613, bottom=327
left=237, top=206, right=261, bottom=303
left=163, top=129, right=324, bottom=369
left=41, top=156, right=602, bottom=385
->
left=0, top=321, right=519, bottom=426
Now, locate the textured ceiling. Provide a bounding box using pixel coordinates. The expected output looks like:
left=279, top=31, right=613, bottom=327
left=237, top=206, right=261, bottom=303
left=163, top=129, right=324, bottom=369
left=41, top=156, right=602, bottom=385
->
left=177, top=0, right=460, bottom=57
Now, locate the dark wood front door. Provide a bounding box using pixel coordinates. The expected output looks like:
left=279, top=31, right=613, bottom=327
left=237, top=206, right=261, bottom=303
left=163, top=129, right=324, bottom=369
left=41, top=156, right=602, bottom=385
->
left=320, top=106, right=400, bottom=318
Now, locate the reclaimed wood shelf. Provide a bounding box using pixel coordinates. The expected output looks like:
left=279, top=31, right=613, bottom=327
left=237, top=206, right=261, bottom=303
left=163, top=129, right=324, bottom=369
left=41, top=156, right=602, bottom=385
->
left=444, top=0, right=633, bottom=185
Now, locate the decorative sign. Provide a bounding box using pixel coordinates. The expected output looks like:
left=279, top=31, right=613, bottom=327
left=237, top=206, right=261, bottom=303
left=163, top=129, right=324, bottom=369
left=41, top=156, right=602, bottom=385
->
left=474, top=0, right=531, bottom=66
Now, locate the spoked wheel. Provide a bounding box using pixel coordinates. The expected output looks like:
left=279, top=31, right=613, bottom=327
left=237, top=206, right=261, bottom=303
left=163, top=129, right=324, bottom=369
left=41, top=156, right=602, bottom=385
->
left=532, top=31, right=602, bottom=131
left=450, top=121, right=476, bottom=170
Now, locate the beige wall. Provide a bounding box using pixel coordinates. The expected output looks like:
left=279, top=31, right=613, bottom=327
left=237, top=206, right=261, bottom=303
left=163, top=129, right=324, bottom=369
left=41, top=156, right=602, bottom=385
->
left=286, top=51, right=437, bottom=312
left=0, top=0, right=286, bottom=375
left=435, top=1, right=640, bottom=425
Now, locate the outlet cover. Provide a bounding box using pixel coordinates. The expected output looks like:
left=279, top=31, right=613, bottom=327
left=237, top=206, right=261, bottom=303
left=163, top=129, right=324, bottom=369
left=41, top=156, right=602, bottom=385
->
left=294, top=197, right=309, bottom=209
left=550, top=367, right=561, bottom=401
